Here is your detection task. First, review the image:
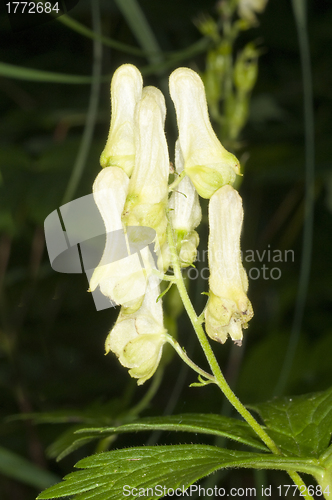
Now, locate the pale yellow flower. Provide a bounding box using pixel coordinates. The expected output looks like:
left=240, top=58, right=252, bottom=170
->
left=100, top=64, right=143, bottom=176
left=122, top=86, right=169, bottom=251
left=168, top=141, right=202, bottom=267
left=238, top=0, right=268, bottom=24
left=169, top=67, right=240, bottom=199
left=89, top=167, right=155, bottom=314
left=105, top=279, right=167, bottom=385
left=204, top=185, right=253, bottom=345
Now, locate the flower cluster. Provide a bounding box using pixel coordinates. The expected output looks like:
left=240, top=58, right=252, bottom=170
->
left=91, top=64, right=253, bottom=384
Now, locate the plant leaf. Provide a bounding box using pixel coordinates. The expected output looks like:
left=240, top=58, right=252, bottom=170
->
left=8, top=400, right=125, bottom=425
left=249, top=386, right=332, bottom=457
left=75, top=413, right=268, bottom=451
left=0, top=446, right=59, bottom=490
left=46, top=425, right=99, bottom=462
left=57, top=15, right=145, bottom=56
left=37, top=445, right=324, bottom=499
left=0, top=61, right=95, bottom=84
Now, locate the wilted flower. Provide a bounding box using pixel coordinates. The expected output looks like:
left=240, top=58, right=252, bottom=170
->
left=100, top=64, right=143, bottom=176
left=204, top=185, right=253, bottom=345
left=169, top=67, right=240, bottom=199
left=105, top=278, right=167, bottom=385
left=122, top=86, right=169, bottom=252
left=168, top=141, right=202, bottom=267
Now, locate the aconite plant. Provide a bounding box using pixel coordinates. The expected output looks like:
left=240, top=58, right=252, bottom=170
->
left=38, top=65, right=332, bottom=500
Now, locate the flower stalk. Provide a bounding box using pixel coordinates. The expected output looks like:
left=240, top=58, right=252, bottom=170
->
left=90, top=63, right=316, bottom=499
left=166, top=216, right=313, bottom=499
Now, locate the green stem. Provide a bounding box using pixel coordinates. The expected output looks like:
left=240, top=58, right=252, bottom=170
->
left=168, top=171, right=187, bottom=192
left=166, top=218, right=314, bottom=499
left=274, top=0, right=315, bottom=398
left=61, top=0, right=102, bottom=205
left=167, top=219, right=277, bottom=452
left=128, top=367, right=164, bottom=417
left=165, top=334, right=216, bottom=383
left=151, top=269, right=176, bottom=282
left=220, top=12, right=234, bottom=144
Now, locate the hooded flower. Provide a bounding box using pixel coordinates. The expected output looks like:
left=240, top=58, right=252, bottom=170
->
left=169, top=67, right=240, bottom=199
left=204, top=185, right=253, bottom=345
left=168, top=141, right=202, bottom=267
left=100, top=64, right=143, bottom=176
left=122, top=86, right=169, bottom=254
left=105, top=278, right=167, bottom=385
left=89, top=166, right=154, bottom=314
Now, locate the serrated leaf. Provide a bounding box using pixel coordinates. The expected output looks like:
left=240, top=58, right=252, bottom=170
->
left=37, top=445, right=324, bottom=499
left=249, top=386, right=332, bottom=457
left=75, top=413, right=268, bottom=451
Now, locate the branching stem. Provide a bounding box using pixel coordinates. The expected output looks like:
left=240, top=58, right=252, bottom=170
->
left=165, top=334, right=215, bottom=383
left=166, top=217, right=313, bottom=500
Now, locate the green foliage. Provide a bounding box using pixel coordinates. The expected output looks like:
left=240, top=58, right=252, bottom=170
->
left=37, top=445, right=324, bottom=500
left=1, top=0, right=332, bottom=498
left=37, top=388, right=332, bottom=499
left=0, top=446, right=59, bottom=490
left=250, top=386, right=332, bottom=458
left=74, top=413, right=269, bottom=452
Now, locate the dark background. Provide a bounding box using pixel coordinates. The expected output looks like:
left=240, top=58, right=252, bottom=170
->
left=0, top=0, right=332, bottom=498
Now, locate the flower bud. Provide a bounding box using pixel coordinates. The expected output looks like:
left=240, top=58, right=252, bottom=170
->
left=100, top=64, right=143, bottom=176
left=169, top=141, right=202, bottom=267
left=105, top=279, right=167, bottom=385
left=122, top=86, right=169, bottom=250
left=226, top=92, right=249, bottom=141
left=234, top=43, right=259, bottom=93
left=204, top=185, right=253, bottom=345
left=201, top=44, right=228, bottom=119
left=169, top=67, right=240, bottom=199
left=238, top=0, right=268, bottom=25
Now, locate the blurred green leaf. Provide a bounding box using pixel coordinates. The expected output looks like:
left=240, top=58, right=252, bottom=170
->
left=0, top=62, right=96, bottom=84
left=250, top=386, right=332, bottom=457
left=46, top=425, right=100, bottom=462
left=114, top=0, right=163, bottom=68
left=57, top=14, right=145, bottom=56
left=0, top=446, right=59, bottom=489
left=8, top=400, right=125, bottom=426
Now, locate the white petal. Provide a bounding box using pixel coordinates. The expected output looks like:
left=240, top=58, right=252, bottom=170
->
left=100, top=64, right=143, bottom=176
left=89, top=167, right=129, bottom=292
left=169, top=68, right=239, bottom=198
left=169, top=141, right=202, bottom=232
left=128, top=86, right=169, bottom=204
